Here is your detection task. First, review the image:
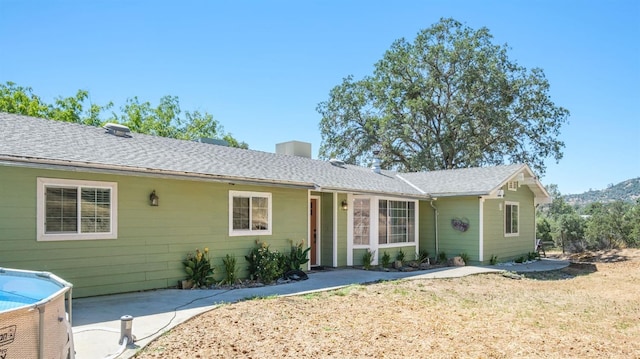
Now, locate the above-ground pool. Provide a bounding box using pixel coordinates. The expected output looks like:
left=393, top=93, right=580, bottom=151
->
left=0, top=268, right=74, bottom=359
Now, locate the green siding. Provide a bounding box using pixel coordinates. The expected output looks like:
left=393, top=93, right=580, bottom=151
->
left=0, top=165, right=307, bottom=297
left=318, top=192, right=334, bottom=267
left=431, top=197, right=480, bottom=262
left=418, top=201, right=435, bottom=257
left=482, top=184, right=537, bottom=263
left=336, top=193, right=348, bottom=267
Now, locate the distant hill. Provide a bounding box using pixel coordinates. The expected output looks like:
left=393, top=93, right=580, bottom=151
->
left=564, top=178, right=640, bottom=207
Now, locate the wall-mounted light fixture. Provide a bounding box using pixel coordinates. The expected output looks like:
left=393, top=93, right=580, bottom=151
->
left=497, top=189, right=505, bottom=198
left=149, top=190, right=159, bottom=206
left=341, top=200, right=348, bottom=211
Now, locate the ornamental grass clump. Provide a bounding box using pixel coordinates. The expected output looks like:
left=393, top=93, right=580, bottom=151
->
left=184, top=248, right=215, bottom=288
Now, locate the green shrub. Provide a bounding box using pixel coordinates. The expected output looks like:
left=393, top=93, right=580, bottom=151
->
left=184, top=248, right=215, bottom=288
left=220, top=254, right=238, bottom=286
left=362, top=249, right=375, bottom=270
left=396, top=249, right=405, bottom=262
left=417, top=249, right=430, bottom=263
left=514, top=256, right=525, bottom=264
left=437, top=251, right=447, bottom=264
left=459, top=252, right=470, bottom=266
left=245, top=241, right=284, bottom=283
left=381, top=251, right=391, bottom=268
left=284, top=240, right=311, bottom=271
left=489, top=255, right=498, bottom=265
left=528, top=252, right=538, bottom=261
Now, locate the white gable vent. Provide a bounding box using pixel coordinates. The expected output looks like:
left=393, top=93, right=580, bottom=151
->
left=103, top=123, right=131, bottom=137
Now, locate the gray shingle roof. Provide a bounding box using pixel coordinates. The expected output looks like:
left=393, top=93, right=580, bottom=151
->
left=399, top=164, right=527, bottom=197
left=0, top=112, right=547, bottom=200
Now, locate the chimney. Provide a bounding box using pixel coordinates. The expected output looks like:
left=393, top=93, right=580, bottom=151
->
left=276, top=141, right=312, bottom=158
left=371, top=149, right=381, bottom=174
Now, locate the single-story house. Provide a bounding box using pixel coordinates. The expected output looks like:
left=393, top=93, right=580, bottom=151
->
left=0, top=112, right=550, bottom=297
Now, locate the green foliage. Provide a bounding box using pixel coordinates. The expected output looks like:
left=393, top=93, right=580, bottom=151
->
left=514, top=256, right=525, bottom=264
left=381, top=251, right=391, bottom=268
left=528, top=252, right=539, bottom=261
left=220, top=254, right=238, bottom=286
left=183, top=248, right=215, bottom=288
left=245, top=241, right=284, bottom=284
left=437, top=251, right=448, bottom=264
left=396, top=249, right=405, bottom=262
left=317, top=18, right=568, bottom=176
left=362, top=249, right=375, bottom=270
left=584, top=200, right=639, bottom=249
left=489, top=255, right=499, bottom=265
left=458, top=253, right=470, bottom=266
left=283, top=240, right=311, bottom=271
left=536, top=217, right=553, bottom=242
left=0, top=81, right=247, bottom=148
left=417, top=249, right=430, bottom=263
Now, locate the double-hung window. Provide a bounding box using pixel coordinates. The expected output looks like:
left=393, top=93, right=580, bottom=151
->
left=37, top=178, right=117, bottom=241
left=505, top=201, right=519, bottom=236
left=378, top=199, right=415, bottom=244
left=229, top=191, right=272, bottom=236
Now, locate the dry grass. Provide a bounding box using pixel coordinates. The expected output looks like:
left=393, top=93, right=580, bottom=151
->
left=136, top=249, right=640, bottom=359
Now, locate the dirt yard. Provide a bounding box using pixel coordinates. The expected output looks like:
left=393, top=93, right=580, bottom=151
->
left=135, top=249, right=640, bottom=358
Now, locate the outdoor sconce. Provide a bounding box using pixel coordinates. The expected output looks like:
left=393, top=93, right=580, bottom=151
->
left=149, top=190, right=159, bottom=206
left=341, top=200, right=348, bottom=211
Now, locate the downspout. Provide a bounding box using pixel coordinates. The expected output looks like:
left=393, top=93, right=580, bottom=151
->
left=430, top=200, right=439, bottom=255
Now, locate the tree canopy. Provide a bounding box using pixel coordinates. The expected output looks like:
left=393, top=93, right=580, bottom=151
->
left=317, top=18, right=569, bottom=175
left=0, top=81, right=247, bottom=148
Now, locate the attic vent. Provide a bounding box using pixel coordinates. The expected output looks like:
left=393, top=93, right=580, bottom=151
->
left=329, top=158, right=345, bottom=167
left=103, top=123, right=131, bottom=137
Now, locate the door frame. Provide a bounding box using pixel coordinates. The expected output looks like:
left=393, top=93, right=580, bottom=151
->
left=309, top=195, right=321, bottom=267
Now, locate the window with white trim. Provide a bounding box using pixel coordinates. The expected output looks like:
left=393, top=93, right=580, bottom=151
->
left=507, top=181, right=518, bottom=191
left=378, top=200, right=415, bottom=244
left=505, top=201, right=519, bottom=236
left=229, top=191, right=272, bottom=236
left=37, top=178, right=117, bottom=241
left=353, top=198, right=370, bottom=245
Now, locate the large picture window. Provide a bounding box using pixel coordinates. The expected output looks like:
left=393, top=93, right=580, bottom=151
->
left=379, top=199, right=415, bottom=244
left=353, top=198, right=370, bottom=245
left=229, top=191, right=272, bottom=236
left=37, top=178, right=117, bottom=241
left=505, top=201, right=519, bottom=236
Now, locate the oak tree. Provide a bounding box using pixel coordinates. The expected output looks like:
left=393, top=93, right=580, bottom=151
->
left=317, top=18, right=569, bottom=175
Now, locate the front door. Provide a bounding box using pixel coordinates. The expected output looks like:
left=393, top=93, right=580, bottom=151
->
left=310, top=198, right=319, bottom=266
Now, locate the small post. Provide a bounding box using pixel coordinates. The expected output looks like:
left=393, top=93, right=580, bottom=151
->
left=119, top=315, right=134, bottom=345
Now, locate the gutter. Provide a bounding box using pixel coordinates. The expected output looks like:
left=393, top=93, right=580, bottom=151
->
left=0, top=157, right=317, bottom=190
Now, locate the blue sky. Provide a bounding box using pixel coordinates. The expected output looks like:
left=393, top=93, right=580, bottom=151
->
left=1, top=0, right=638, bottom=195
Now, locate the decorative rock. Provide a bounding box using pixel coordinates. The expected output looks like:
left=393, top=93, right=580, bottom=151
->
left=393, top=260, right=403, bottom=269
left=419, top=262, right=431, bottom=270
left=447, top=256, right=465, bottom=267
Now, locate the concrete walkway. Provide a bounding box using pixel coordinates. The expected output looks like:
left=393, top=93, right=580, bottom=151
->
left=71, top=258, right=569, bottom=359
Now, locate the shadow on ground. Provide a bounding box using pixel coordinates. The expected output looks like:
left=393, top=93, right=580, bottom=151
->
left=520, top=262, right=598, bottom=281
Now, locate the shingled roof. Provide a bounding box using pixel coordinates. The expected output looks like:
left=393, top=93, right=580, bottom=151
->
left=0, top=112, right=549, bottom=201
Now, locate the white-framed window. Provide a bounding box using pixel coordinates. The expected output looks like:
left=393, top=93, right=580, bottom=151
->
left=507, top=181, right=518, bottom=191
left=229, top=191, right=272, bottom=236
left=37, top=178, right=118, bottom=241
left=378, top=199, right=416, bottom=244
left=353, top=198, right=370, bottom=245
left=505, top=201, right=519, bottom=236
